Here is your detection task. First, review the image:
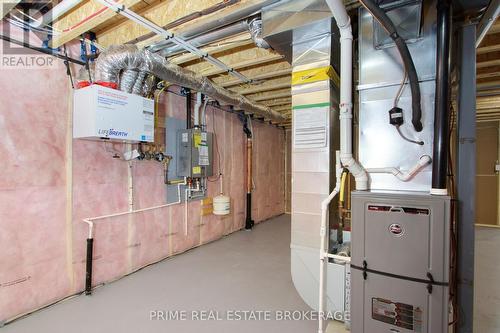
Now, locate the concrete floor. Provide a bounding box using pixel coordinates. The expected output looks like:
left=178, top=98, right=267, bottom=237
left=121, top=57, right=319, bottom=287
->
left=2, top=214, right=319, bottom=333
left=3, top=215, right=498, bottom=333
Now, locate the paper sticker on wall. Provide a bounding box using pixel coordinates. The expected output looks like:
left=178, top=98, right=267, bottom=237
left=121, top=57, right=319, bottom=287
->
left=293, top=103, right=329, bottom=149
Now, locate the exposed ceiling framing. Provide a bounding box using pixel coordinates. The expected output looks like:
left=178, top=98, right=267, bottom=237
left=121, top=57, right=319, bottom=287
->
left=3, top=0, right=497, bottom=126
left=477, top=17, right=500, bottom=123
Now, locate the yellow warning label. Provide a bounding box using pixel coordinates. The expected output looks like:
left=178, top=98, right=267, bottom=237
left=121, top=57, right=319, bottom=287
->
left=193, top=133, right=202, bottom=147
left=291, top=66, right=340, bottom=87
left=192, top=166, right=201, bottom=174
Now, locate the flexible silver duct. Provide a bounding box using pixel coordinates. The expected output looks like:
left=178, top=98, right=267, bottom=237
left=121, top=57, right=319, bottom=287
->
left=132, top=71, right=147, bottom=95
left=119, top=69, right=139, bottom=93
left=95, top=45, right=285, bottom=122
left=248, top=18, right=270, bottom=49
left=142, top=74, right=157, bottom=97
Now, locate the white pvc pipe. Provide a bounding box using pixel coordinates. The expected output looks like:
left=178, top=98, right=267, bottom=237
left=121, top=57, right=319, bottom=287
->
left=318, top=151, right=342, bottom=333
left=325, top=0, right=368, bottom=191
left=367, top=155, right=432, bottom=182
left=194, top=92, right=202, bottom=128
left=83, top=178, right=186, bottom=239
left=33, top=0, right=83, bottom=27
left=184, top=181, right=202, bottom=235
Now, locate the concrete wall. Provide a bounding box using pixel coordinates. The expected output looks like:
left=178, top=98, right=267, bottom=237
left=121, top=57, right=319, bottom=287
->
left=0, top=36, right=285, bottom=322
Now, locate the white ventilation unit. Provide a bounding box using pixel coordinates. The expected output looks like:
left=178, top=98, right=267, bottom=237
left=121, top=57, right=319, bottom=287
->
left=73, top=85, right=155, bottom=143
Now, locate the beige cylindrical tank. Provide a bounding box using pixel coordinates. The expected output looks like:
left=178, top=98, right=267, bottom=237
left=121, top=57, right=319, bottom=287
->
left=213, top=194, right=230, bottom=215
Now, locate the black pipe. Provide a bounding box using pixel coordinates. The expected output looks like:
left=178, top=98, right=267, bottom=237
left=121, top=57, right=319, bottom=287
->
left=184, top=88, right=192, bottom=129
left=85, top=238, right=94, bottom=295
left=0, top=35, right=86, bottom=66
left=240, top=114, right=254, bottom=230
left=359, top=0, right=423, bottom=132
left=432, top=0, right=452, bottom=192
left=245, top=192, right=254, bottom=230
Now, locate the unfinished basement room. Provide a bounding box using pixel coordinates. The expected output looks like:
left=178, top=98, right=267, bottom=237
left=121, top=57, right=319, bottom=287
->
left=1, top=0, right=499, bottom=332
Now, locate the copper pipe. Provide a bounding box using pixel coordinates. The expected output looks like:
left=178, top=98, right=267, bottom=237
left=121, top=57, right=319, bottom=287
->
left=246, top=137, right=253, bottom=193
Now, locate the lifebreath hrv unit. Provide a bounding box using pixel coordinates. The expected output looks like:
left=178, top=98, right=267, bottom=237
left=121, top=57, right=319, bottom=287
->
left=73, top=85, right=155, bottom=143
left=350, top=191, right=450, bottom=333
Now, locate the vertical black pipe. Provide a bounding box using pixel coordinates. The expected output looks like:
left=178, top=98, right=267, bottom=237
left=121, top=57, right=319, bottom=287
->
left=432, top=0, right=452, bottom=193
left=85, top=238, right=94, bottom=295
left=245, top=192, right=254, bottom=230
left=185, top=88, right=192, bottom=129
left=240, top=115, right=254, bottom=230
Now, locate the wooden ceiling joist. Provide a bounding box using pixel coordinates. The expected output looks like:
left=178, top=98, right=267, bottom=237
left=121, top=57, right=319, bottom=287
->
left=171, top=38, right=254, bottom=65
left=95, top=0, right=226, bottom=47
left=199, top=54, right=284, bottom=77
left=271, top=104, right=292, bottom=112
left=50, top=0, right=144, bottom=48
left=250, top=91, right=291, bottom=102
left=221, top=68, right=292, bottom=88
left=478, top=59, right=500, bottom=69
left=235, top=82, right=290, bottom=95
left=477, top=71, right=500, bottom=80
left=263, top=98, right=292, bottom=107
left=477, top=44, right=500, bottom=55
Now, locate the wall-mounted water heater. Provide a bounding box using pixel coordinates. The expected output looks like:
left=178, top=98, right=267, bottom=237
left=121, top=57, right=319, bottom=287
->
left=73, top=85, right=155, bottom=143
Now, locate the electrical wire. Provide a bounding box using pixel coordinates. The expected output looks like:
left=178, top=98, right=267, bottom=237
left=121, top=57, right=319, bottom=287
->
left=394, top=70, right=408, bottom=108
left=7, top=18, right=58, bottom=35
left=447, top=103, right=459, bottom=329
left=8, top=12, right=60, bottom=35
left=14, top=8, right=63, bottom=33
left=396, top=125, right=424, bottom=145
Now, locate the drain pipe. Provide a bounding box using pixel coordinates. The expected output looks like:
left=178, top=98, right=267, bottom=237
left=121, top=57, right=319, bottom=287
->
left=431, top=0, right=452, bottom=195
left=325, top=0, right=368, bottom=191
left=184, top=88, right=192, bottom=129
left=194, top=92, right=203, bottom=128
left=241, top=115, right=254, bottom=230
left=317, top=1, right=368, bottom=332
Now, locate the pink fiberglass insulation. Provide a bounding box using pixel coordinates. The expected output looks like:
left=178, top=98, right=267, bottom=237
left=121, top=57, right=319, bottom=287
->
left=0, top=38, right=285, bottom=322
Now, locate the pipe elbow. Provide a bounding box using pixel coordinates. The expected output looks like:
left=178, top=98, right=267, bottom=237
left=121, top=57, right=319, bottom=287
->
left=341, top=155, right=368, bottom=190
left=339, top=23, right=353, bottom=41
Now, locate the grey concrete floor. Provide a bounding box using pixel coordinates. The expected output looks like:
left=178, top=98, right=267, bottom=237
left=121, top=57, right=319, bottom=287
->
left=2, top=214, right=318, bottom=333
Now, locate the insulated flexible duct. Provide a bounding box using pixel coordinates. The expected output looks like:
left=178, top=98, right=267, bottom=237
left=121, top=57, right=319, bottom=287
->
left=359, top=0, right=423, bottom=132
left=95, top=45, right=285, bottom=122
left=132, top=71, right=147, bottom=95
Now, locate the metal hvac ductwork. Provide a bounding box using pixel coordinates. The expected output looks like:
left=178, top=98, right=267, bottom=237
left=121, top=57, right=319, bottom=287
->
left=95, top=45, right=285, bottom=122
left=248, top=18, right=270, bottom=49
left=155, top=18, right=270, bottom=57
